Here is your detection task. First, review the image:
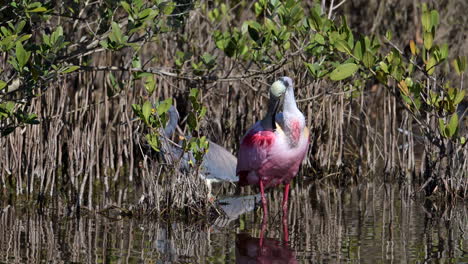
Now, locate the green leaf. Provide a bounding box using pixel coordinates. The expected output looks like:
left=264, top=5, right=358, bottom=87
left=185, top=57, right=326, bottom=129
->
left=426, top=56, right=436, bottom=75
left=161, top=1, right=175, bottom=15
left=0, top=80, right=6, bottom=90
left=439, top=43, right=448, bottom=60
left=199, top=106, right=207, bottom=119
left=111, top=21, right=124, bottom=44
left=15, top=42, right=30, bottom=69
left=438, top=118, right=446, bottom=137
left=146, top=133, right=160, bottom=152
left=189, top=88, right=199, bottom=98
left=309, top=8, right=322, bottom=31
left=254, top=2, right=263, bottom=16
left=452, top=56, right=466, bottom=75
left=422, top=10, right=431, bottom=32
left=144, top=75, right=156, bottom=95
left=454, top=90, right=465, bottom=105
left=423, top=31, right=433, bottom=50
left=334, top=40, right=351, bottom=54
left=362, top=52, right=375, bottom=68
left=62, top=65, right=80, bottom=73
left=385, top=30, right=392, bottom=41
left=157, top=98, right=172, bottom=114
left=329, top=63, right=359, bottom=81
left=305, top=62, right=323, bottom=77
left=142, top=101, right=152, bottom=122
left=430, top=10, right=439, bottom=30
left=353, top=40, right=363, bottom=61
left=27, top=6, right=47, bottom=12
left=314, top=34, right=325, bottom=45
left=131, top=103, right=141, bottom=116
left=187, top=112, right=197, bottom=130
left=447, top=113, right=458, bottom=138
left=379, top=61, right=389, bottom=73
left=17, top=34, right=32, bottom=43
left=121, top=1, right=131, bottom=14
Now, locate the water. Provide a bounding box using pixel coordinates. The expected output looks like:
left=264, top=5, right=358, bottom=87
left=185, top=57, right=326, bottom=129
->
left=0, top=181, right=466, bottom=263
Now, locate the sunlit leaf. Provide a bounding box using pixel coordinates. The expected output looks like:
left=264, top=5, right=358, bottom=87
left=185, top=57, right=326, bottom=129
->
left=430, top=10, right=439, bottom=30
left=142, top=101, right=152, bottom=122
left=329, top=63, right=359, bottom=81
left=422, top=10, right=431, bottom=32
left=409, top=40, right=416, bottom=55
left=62, top=65, right=80, bottom=73
left=314, top=34, right=325, bottom=45
left=426, top=56, right=436, bottom=75
left=452, top=56, right=466, bottom=75
left=146, top=133, right=160, bottom=152
left=144, top=75, right=156, bottom=95
left=15, top=42, right=30, bottom=69
left=353, top=39, right=364, bottom=61
left=447, top=113, right=458, bottom=138
left=423, top=31, right=433, bottom=50
left=334, top=40, right=351, bottom=54
left=157, top=98, right=172, bottom=114
left=454, top=90, right=465, bottom=105
left=362, top=52, right=375, bottom=68
left=438, top=118, right=446, bottom=137
left=27, top=7, right=47, bottom=12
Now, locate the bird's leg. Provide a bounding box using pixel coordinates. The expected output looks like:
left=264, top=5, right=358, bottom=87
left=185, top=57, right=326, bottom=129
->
left=282, top=212, right=289, bottom=243
left=259, top=213, right=268, bottom=248
left=259, top=179, right=268, bottom=223
left=282, top=183, right=290, bottom=215
left=282, top=183, right=290, bottom=243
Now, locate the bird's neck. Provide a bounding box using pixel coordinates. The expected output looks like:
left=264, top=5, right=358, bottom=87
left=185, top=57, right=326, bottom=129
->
left=283, top=87, right=298, bottom=114
left=164, top=108, right=179, bottom=137
left=282, top=87, right=305, bottom=146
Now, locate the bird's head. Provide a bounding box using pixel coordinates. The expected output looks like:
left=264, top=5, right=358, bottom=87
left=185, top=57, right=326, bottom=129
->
left=264, top=77, right=290, bottom=130
left=279, top=76, right=293, bottom=89
left=270, top=79, right=287, bottom=99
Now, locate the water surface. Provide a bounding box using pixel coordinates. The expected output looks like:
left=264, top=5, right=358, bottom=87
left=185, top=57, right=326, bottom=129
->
left=0, top=181, right=466, bottom=263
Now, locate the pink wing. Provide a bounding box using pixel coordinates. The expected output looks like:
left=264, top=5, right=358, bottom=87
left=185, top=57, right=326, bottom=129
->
left=236, top=123, right=276, bottom=185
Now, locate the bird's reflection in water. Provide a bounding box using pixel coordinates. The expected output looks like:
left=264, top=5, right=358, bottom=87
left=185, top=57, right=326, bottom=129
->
left=235, top=233, right=298, bottom=264
left=215, top=194, right=298, bottom=263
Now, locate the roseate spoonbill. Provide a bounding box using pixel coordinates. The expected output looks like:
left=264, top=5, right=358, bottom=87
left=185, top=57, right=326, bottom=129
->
left=161, top=106, right=238, bottom=198
left=236, top=77, right=309, bottom=219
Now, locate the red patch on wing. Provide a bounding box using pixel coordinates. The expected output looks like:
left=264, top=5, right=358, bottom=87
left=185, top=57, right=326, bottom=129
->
left=291, top=120, right=301, bottom=143
left=242, top=130, right=276, bottom=148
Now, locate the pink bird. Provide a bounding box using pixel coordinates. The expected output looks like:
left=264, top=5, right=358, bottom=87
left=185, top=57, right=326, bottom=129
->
left=236, top=77, right=309, bottom=220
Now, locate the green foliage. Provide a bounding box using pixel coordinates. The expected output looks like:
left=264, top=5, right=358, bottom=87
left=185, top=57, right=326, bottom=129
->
left=0, top=0, right=181, bottom=136
left=1, top=0, right=465, bottom=183
left=132, top=98, right=172, bottom=152
left=330, top=63, right=359, bottom=81
left=131, top=88, right=209, bottom=166
left=211, top=1, right=465, bottom=149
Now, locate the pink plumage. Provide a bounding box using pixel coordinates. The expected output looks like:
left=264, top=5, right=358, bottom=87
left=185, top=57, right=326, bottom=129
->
left=236, top=77, right=309, bottom=220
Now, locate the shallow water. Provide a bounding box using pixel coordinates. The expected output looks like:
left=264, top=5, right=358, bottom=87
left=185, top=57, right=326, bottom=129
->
left=0, top=181, right=466, bottom=263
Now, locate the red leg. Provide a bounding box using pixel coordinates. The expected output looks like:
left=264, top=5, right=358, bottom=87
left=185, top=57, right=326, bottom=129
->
left=259, top=214, right=268, bottom=247
left=259, top=179, right=268, bottom=223
left=282, top=183, right=290, bottom=243
left=282, top=213, right=289, bottom=243
left=282, top=183, right=290, bottom=214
